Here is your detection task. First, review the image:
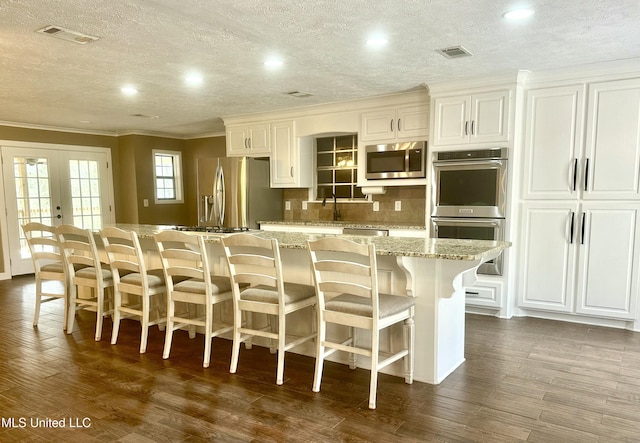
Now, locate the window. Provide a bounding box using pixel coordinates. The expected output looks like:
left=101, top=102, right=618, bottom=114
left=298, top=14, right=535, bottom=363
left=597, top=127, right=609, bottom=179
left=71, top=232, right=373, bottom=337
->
left=316, top=134, right=365, bottom=200
left=153, top=150, right=183, bottom=203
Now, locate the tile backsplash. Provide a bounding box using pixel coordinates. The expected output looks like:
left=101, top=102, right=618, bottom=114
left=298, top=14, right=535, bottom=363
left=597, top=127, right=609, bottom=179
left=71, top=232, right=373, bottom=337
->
left=282, top=185, right=426, bottom=226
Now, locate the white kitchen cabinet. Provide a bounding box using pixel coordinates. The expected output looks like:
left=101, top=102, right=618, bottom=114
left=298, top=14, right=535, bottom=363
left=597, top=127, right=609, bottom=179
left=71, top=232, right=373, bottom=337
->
left=583, top=79, right=640, bottom=200
left=522, top=84, right=586, bottom=200
left=522, top=78, right=640, bottom=200
left=360, top=105, right=429, bottom=143
left=269, top=120, right=313, bottom=188
left=518, top=201, right=640, bottom=320
left=226, top=123, right=271, bottom=157
left=432, top=90, right=509, bottom=146
left=575, top=203, right=640, bottom=319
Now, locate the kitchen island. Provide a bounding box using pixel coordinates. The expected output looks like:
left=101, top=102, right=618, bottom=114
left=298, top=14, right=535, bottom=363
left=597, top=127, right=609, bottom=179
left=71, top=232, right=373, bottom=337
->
left=115, top=224, right=510, bottom=384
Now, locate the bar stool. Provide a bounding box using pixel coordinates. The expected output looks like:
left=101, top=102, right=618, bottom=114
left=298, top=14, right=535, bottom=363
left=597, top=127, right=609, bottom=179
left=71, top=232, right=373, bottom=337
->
left=221, top=233, right=316, bottom=385
left=307, top=237, right=415, bottom=409
left=154, top=230, right=233, bottom=368
left=22, top=222, right=69, bottom=330
left=100, top=226, right=166, bottom=353
left=57, top=224, right=114, bottom=341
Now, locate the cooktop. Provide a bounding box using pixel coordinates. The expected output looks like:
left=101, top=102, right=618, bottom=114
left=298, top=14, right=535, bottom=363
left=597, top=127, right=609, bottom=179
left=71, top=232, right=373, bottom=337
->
left=172, top=226, right=251, bottom=234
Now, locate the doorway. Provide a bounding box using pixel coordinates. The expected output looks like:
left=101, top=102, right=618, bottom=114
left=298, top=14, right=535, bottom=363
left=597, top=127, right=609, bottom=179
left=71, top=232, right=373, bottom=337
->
left=1, top=142, right=114, bottom=276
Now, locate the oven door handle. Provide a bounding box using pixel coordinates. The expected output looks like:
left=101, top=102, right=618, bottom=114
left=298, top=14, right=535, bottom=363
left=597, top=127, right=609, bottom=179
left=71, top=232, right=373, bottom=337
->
left=431, top=217, right=503, bottom=227
left=432, top=159, right=506, bottom=168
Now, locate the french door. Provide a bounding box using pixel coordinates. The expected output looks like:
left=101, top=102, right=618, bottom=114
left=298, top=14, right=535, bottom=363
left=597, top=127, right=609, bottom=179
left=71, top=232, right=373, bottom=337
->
left=1, top=144, right=114, bottom=276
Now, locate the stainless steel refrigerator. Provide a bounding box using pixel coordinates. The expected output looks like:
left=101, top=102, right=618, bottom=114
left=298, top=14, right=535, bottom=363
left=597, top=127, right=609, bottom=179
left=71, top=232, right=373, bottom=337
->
left=197, top=157, right=282, bottom=229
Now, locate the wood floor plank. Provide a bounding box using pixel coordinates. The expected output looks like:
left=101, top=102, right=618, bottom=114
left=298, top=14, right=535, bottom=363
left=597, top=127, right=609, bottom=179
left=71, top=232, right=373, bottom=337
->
left=2, top=275, right=640, bottom=442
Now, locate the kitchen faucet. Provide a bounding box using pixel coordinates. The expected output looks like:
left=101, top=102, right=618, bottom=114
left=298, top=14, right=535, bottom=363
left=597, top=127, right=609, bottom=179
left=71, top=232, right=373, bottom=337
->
left=322, top=193, right=341, bottom=221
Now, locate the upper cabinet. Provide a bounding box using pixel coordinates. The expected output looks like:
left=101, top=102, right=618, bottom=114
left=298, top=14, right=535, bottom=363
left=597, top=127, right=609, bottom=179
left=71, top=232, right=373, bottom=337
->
left=432, top=90, right=510, bottom=146
left=583, top=78, right=640, bottom=200
left=522, top=84, right=586, bottom=200
left=269, top=120, right=313, bottom=188
left=522, top=78, right=640, bottom=200
left=360, top=105, right=429, bottom=143
left=226, top=123, right=271, bottom=157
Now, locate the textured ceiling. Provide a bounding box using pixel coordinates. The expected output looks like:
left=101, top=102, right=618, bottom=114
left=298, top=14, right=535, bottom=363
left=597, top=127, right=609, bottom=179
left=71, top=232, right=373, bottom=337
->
left=1, top=0, right=640, bottom=137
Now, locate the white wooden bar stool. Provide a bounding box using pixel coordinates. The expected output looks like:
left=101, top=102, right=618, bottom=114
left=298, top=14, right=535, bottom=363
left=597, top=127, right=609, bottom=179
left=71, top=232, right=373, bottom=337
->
left=22, top=222, right=69, bottom=330
left=307, top=237, right=415, bottom=409
left=100, top=227, right=166, bottom=353
left=57, top=224, right=114, bottom=341
left=154, top=230, right=233, bottom=368
left=221, top=233, right=316, bottom=385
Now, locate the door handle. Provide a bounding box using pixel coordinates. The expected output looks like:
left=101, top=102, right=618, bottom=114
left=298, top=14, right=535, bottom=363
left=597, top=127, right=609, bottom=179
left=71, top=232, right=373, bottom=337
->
left=290, top=166, right=294, bottom=177
left=397, top=118, right=401, bottom=132
left=471, top=120, right=475, bottom=135
left=569, top=211, right=575, bottom=244
left=583, top=158, right=589, bottom=191
left=580, top=212, right=586, bottom=245
left=571, top=158, right=578, bottom=191
left=390, top=119, right=394, bottom=132
left=464, top=121, right=468, bottom=136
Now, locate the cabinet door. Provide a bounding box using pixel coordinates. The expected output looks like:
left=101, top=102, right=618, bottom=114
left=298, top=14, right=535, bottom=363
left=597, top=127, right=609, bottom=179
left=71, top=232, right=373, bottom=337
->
left=432, top=95, right=469, bottom=146
left=583, top=79, right=640, bottom=200
left=396, top=106, right=429, bottom=140
left=227, top=126, right=249, bottom=156
left=518, top=202, right=579, bottom=313
left=270, top=120, right=296, bottom=186
left=361, top=109, right=397, bottom=142
left=247, top=123, right=271, bottom=155
left=575, top=203, right=640, bottom=319
left=522, top=85, right=585, bottom=199
left=470, top=90, right=510, bottom=144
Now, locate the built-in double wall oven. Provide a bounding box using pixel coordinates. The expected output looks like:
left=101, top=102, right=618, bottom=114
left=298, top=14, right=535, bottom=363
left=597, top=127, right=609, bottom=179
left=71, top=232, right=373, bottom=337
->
left=431, top=147, right=508, bottom=275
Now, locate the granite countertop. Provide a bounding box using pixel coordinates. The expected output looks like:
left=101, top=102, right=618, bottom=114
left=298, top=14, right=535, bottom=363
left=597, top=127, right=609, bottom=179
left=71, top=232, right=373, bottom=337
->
left=112, top=224, right=510, bottom=261
left=258, top=220, right=426, bottom=230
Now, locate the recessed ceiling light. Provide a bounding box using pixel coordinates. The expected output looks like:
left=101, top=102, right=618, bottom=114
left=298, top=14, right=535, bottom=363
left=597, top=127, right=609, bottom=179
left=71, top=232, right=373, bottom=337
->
left=121, top=86, right=138, bottom=96
left=264, top=58, right=284, bottom=68
left=185, top=73, right=203, bottom=86
left=502, top=8, right=535, bottom=20
left=366, top=37, right=388, bottom=48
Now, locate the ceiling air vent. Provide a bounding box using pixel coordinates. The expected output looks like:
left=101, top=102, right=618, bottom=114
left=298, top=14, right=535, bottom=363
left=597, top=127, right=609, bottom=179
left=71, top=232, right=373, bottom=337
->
left=437, top=45, right=472, bottom=59
left=285, top=91, right=313, bottom=98
left=36, top=25, right=99, bottom=44
left=131, top=114, right=160, bottom=119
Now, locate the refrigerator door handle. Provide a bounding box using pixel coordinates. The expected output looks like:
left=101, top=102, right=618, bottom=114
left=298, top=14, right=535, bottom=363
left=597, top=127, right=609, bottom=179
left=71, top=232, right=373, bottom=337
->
left=214, top=163, right=225, bottom=226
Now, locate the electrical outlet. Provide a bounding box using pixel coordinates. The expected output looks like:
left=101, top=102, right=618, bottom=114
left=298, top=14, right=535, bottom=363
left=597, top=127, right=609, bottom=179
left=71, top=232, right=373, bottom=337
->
left=302, top=201, right=308, bottom=210
left=394, top=201, right=401, bottom=211
left=143, top=199, right=149, bottom=207
left=373, top=201, right=380, bottom=212
left=285, top=201, right=291, bottom=211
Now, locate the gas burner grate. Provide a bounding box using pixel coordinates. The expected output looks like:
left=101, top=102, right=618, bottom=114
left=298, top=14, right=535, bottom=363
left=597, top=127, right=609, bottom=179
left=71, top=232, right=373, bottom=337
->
left=173, top=226, right=251, bottom=234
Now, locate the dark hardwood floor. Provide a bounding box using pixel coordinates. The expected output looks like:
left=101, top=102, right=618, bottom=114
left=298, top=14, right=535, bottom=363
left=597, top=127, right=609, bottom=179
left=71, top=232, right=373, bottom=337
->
left=1, top=274, right=639, bottom=442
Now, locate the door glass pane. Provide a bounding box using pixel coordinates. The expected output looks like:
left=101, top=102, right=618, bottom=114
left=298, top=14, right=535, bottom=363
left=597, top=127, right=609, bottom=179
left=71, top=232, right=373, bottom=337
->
left=69, top=159, right=102, bottom=230
left=12, top=157, right=52, bottom=258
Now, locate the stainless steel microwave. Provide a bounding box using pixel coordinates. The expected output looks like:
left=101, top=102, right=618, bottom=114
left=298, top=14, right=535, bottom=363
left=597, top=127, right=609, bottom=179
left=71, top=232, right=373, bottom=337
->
left=365, top=141, right=427, bottom=179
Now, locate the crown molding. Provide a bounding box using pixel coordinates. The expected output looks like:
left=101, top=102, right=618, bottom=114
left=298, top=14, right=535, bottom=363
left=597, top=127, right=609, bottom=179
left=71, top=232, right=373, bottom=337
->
left=222, top=88, right=430, bottom=126
left=0, top=120, right=117, bottom=137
